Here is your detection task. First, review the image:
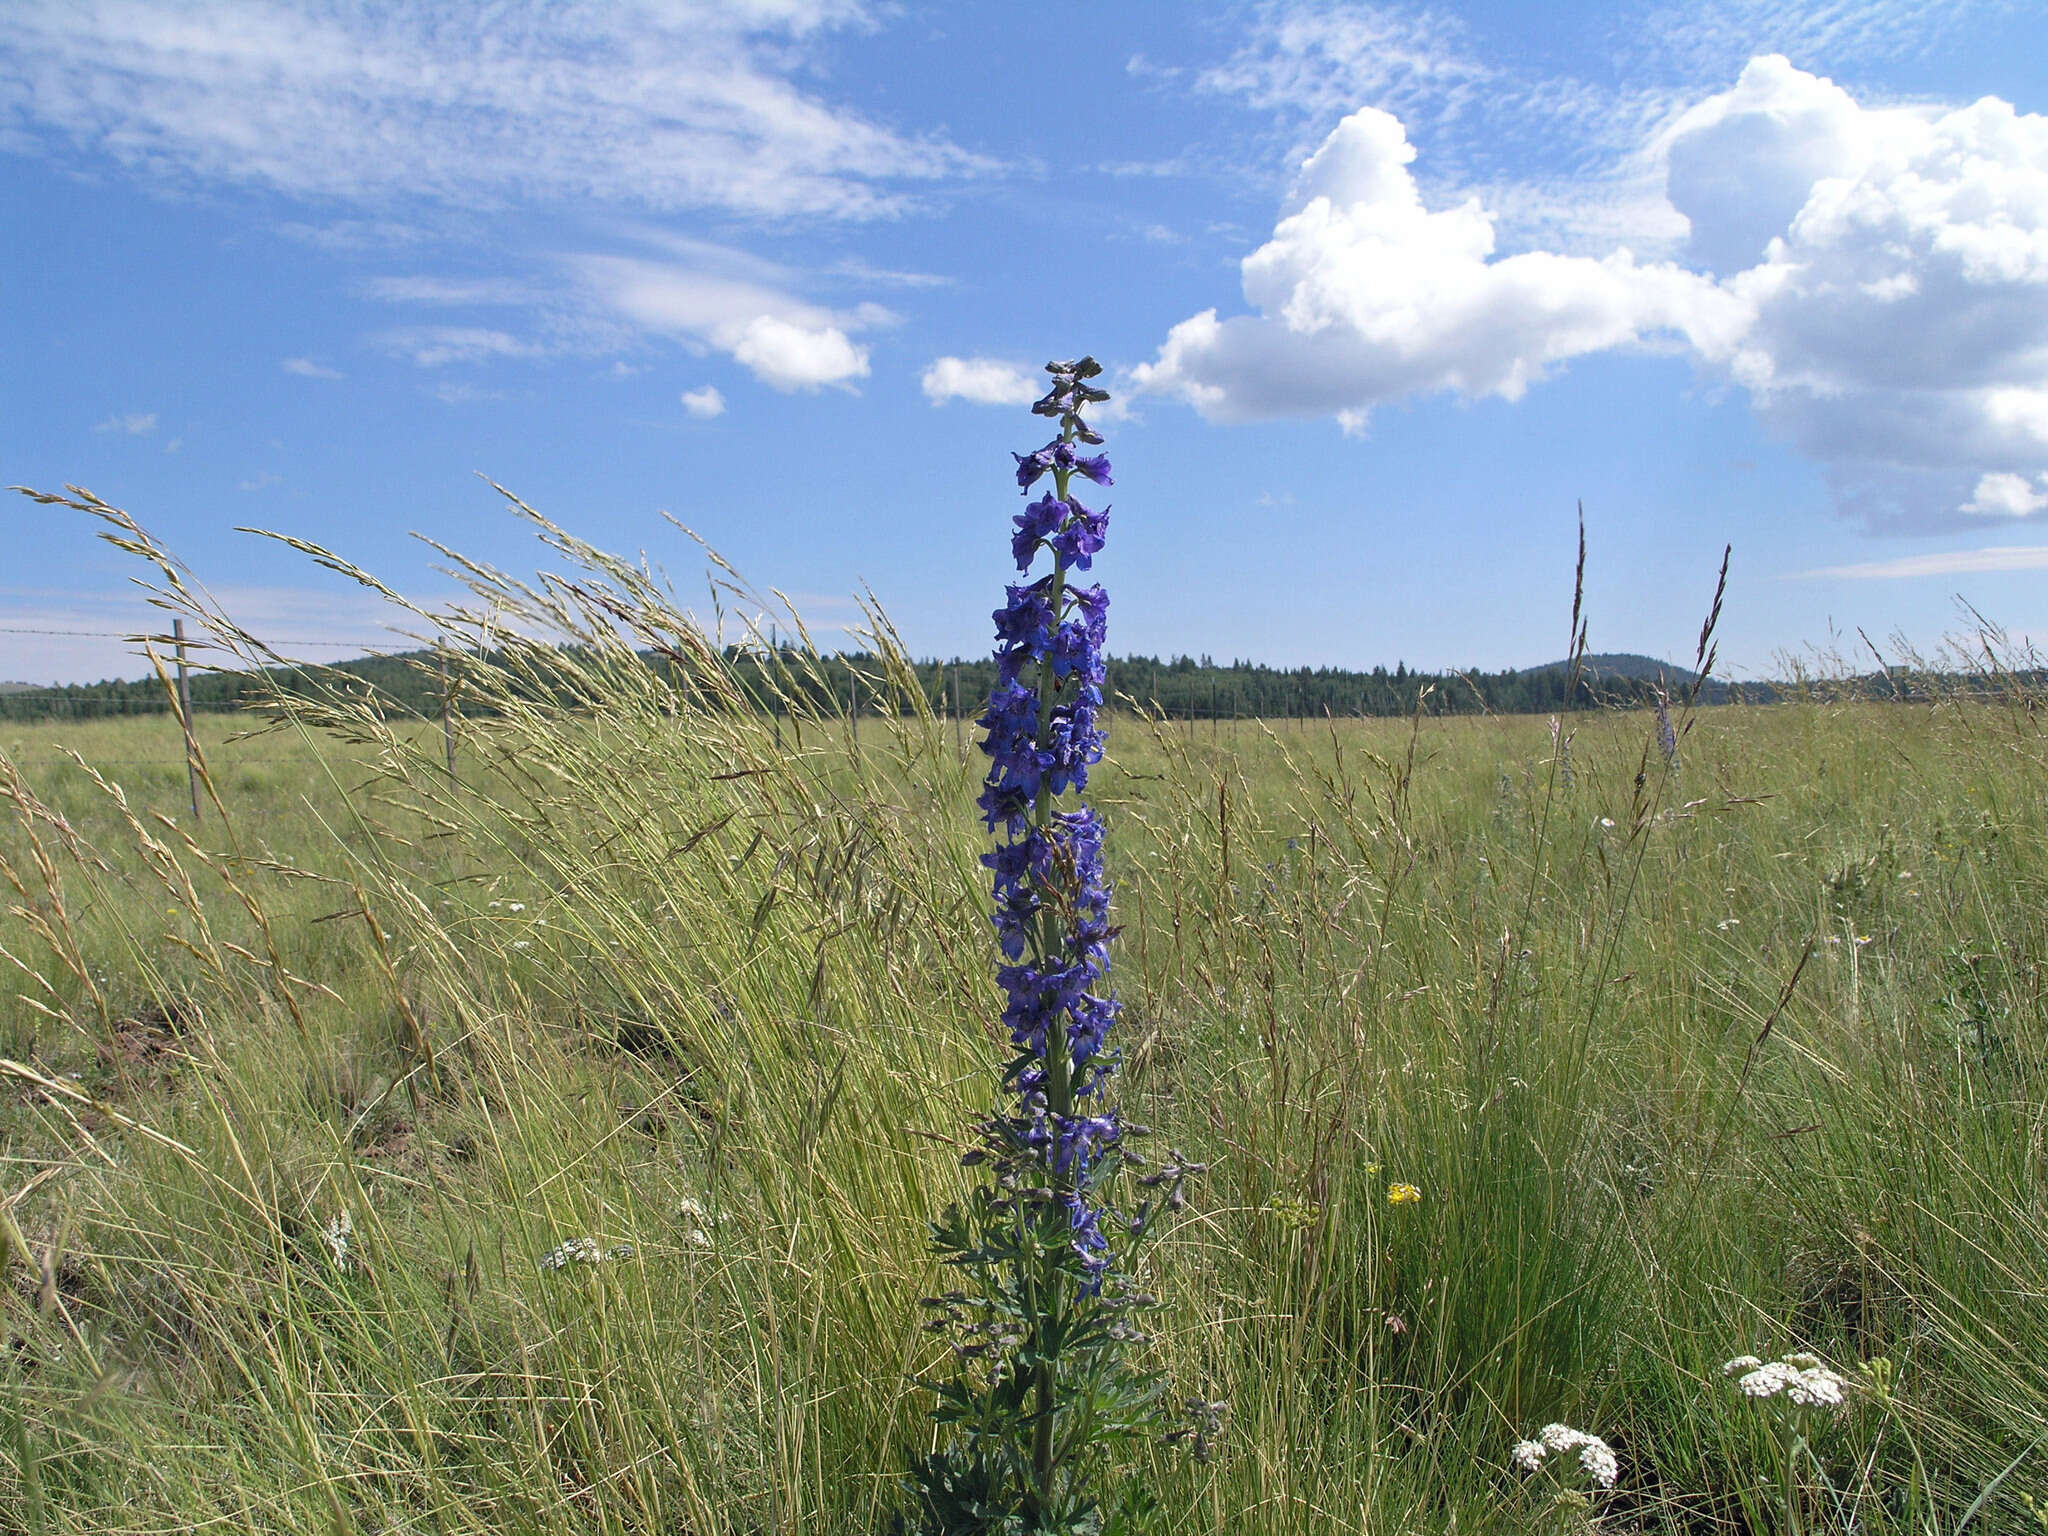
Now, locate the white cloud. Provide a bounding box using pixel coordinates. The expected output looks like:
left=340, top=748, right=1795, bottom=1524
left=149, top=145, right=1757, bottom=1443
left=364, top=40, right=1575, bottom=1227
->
left=276, top=219, right=431, bottom=253
left=0, top=1, right=984, bottom=221
left=377, top=327, right=535, bottom=368
left=731, top=315, right=867, bottom=391
left=569, top=253, right=874, bottom=391
left=1638, top=0, right=2013, bottom=82
left=356, top=235, right=887, bottom=390
left=365, top=276, right=542, bottom=307
left=1197, top=3, right=1489, bottom=136
left=1141, top=55, right=2048, bottom=530
left=921, top=356, right=1039, bottom=407
left=1799, top=545, right=2048, bottom=579
left=282, top=356, right=343, bottom=379
left=1681, top=58, right=2048, bottom=527
left=1195, top=3, right=1690, bottom=259
left=1133, top=108, right=1741, bottom=427
left=239, top=471, right=281, bottom=491
left=681, top=385, right=727, bottom=419
left=94, top=411, right=158, bottom=435
left=1962, top=472, right=2048, bottom=518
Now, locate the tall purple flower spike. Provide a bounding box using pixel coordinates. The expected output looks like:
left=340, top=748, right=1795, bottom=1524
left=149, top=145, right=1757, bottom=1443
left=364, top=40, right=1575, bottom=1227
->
left=976, top=356, right=1124, bottom=1272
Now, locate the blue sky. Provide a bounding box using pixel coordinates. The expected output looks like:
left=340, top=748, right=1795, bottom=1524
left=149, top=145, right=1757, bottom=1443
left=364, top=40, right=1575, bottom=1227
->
left=5, top=0, right=2046, bottom=685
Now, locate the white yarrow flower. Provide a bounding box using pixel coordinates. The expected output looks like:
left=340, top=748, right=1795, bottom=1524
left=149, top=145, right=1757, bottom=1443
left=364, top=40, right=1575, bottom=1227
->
left=323, top=1208, right=354, bottom=1267
left=1578, top=1439, right=1620, bottom=1488
left=539, top=1237, right=637, bottom=1270
left=1729, top=1352, right=1849, bottom=1410
left=1739, top=1362, right=1799, bottom=1398
left=1514, top=1423, right=1617, bottom=1488
left=1788, top=1366, right=1846, bottom=1407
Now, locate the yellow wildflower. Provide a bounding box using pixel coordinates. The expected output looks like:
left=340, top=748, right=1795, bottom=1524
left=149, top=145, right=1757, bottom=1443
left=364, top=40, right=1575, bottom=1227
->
left=1387, top=1183, right=1422, bottom=1207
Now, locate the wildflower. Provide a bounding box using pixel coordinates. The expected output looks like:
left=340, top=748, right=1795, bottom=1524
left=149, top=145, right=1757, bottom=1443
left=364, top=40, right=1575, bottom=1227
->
left=1727, top=1353, right=1848, bottom=1408
left=903, top=356, right=1185, bottom=1531
left=539, top=1237, right=635, bottom=1271
left=1655, top=691, right=1679, bottom=770
left=1388, top=1182, right=1423, bottom=1206
left=1512, top=1422, right=1620, bottom=1488
left=323, top=1208, right=354, bottom=1268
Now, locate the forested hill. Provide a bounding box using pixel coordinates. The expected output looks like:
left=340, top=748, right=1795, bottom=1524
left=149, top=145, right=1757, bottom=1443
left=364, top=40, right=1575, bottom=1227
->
left=2, top=647, right=1770, bottom=722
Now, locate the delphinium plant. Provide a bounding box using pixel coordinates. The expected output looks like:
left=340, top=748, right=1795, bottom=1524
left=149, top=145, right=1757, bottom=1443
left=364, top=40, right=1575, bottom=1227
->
left=896, top=358, right=1205, bottom=1535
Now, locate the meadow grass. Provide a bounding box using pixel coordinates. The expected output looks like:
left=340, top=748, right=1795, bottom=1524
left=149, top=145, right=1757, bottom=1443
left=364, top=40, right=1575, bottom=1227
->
left=3, top=524, right=2047, bottom=1532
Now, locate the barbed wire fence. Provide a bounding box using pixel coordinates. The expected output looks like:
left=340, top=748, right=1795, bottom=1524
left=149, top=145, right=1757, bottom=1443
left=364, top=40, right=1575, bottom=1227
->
left=2, top=624, right=438, bottom=789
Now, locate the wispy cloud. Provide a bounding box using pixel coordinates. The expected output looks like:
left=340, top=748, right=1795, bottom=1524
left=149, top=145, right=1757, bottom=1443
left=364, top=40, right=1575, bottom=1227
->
left=238, top=471, right=282, bottom=492
left=275, top=218, right=433, bottom=253
left=359, top=234, right=889, bottom=391
left=282, top=356, right=343, bottom=380
left=94, top=411, right=157, bottom=435
left=377, top=327, right=536, bottom=368
left=1799, top=546, right=2048, bottom=580
left=1, top=1, right=990, bottom=221
left=566, top=252, right=879, bottom=391
left=364, top=276, right=542, bottom=306
left=1634, top=0, right=2017, bottom=81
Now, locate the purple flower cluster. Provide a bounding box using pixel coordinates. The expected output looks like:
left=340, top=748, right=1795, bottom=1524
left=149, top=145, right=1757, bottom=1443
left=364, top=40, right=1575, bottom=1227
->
left=974, top=357, right=1126, bottom=1272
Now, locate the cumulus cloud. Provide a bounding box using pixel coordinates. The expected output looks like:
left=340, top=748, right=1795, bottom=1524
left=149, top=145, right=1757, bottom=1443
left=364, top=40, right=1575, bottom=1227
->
left=0, top=1, right=984, bottom=220
left=1683, top=58, right=2048, bottom=528
left=94, top=411, right=158, bottom=435
left=681, top=385, right=727, bottom=419
left=282, top=357, right=343, bottom=379
left=1138, top=56, right=2048, bottom=529
left=1962, top=473, right=2048, bottom=518
left=921, top=356, right=1039, bottom=406
left=1132, top=108, right=1740, bottom=429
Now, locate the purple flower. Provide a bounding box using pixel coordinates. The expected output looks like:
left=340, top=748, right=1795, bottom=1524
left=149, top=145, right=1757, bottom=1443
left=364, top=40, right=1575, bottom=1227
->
left=976, top=357, right=1128, bottom=1272
left=1011, top=494, right=1069, bottom=570
left=1012, top=445, right=1059, bottom=492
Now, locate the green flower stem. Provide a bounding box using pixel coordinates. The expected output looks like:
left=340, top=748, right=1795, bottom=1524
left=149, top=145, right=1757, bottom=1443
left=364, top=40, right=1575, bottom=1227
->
left=1025, top=432, right=1080, bottom=1523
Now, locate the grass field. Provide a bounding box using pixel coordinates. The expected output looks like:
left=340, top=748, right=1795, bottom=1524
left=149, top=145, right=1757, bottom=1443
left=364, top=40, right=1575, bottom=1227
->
left=5, top=569, right=2048, bottom=1531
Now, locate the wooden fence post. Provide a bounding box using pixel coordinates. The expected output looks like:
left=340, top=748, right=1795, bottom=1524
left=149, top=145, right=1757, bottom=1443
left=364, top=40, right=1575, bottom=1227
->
left=173, top=618, right=201, bottom=825
left=440, top=656, right=458, bottom=782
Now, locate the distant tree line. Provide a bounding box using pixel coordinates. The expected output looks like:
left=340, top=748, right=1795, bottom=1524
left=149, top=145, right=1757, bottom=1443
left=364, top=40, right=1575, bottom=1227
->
left=3, top=646, right=1775, bottom=724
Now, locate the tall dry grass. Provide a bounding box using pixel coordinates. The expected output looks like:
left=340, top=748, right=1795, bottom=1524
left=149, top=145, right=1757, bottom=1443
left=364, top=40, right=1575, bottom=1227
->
left=2, top=485, right=2045, bottom=1532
